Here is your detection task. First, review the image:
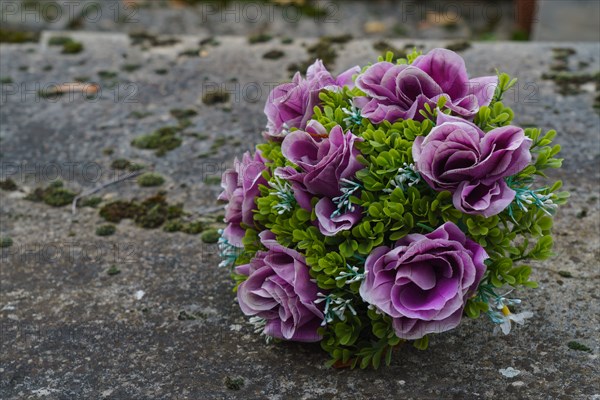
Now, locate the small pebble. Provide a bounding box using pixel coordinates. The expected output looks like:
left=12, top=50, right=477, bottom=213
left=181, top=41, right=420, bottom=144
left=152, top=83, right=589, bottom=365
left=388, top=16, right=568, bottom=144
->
left=499, top=367, right=520, bottom=378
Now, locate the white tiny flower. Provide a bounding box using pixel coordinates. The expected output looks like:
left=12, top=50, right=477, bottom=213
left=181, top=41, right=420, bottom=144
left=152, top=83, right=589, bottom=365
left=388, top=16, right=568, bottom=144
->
left=496, top=310, right=534, bottom=335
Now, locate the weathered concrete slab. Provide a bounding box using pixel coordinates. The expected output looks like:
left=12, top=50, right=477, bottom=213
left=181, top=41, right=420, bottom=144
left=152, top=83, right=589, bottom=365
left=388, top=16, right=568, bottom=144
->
left=533, top=0, right=600, bottom=41
left=1, top=0, right=517, bottom=40
left=0, top=33, right=599, bottom=399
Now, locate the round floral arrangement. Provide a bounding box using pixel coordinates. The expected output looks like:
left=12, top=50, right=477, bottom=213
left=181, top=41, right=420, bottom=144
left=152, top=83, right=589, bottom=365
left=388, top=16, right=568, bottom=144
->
left=218, top=48, right=568, bottom=368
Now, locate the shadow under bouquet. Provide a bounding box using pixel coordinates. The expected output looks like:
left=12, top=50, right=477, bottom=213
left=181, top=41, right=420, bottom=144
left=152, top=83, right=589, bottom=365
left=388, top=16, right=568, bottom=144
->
left=218, top=48, right=568, bottom=369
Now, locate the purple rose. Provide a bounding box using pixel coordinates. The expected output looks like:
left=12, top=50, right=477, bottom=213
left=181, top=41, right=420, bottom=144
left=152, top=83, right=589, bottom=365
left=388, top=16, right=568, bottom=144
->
left=264, top=60, right=360, bottom=139
left=236, top=231, right=324, bottom=342
left=413, top=113, right=532, bottom=217
left=354, top=48, right=498, bottom=124
left=359, top=222, right=487, bottom=340
left=275, top=124, right=364, bottom=210
left=218, top=151, right=267, bottom=246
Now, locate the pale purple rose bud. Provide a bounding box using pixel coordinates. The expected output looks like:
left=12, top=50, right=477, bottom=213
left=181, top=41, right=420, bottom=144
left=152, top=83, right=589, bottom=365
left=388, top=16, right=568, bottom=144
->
left=218, top=151, right=267, bottom=246
left=303, top=119, right=329, bottom=140
left=264, top=60, right=360, bottom=139
left=455, top=180, right=515, bottom=218
left=315, top=198, right=362, bottom=236
left=236, top=231, right=324, bottom=342
left=359, top=222, right=487, bottom=340
left=355, top=48, right=498, bottom=123
left=413, top=113, right=532, bottom=217
left=275, top=124, right=363, bottom=210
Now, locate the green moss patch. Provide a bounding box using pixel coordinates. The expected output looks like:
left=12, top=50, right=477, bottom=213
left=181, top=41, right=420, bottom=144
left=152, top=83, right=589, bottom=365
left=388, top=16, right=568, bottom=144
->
left=202, top=90, right=230, bottom=105
left=373, top=41, right=406, bottom=59
left=74, top=76, right=91, bottom=83
left=203, top=176, right=222, bottom=186
left=542, top=71, right=600, bottom=95
left=177, top=310, right=197, bottom=320
left=48, top=36, right=73, bottom=46
left=542, top=48, right=599, bottom=95
left=107, top=265, right=121, bottom=276
left=95, top=224, right=116, bottom=236
left=122, top=64, right=141, bottom=72
left=56, top=38, right=84, bottom=55
left=0, top=29, right=39, bottom=43
left=445, top=41, right=471, bottom=52
left=99, top=193, right=184, bottom=229
left=552, top=48, right=576, bottom=62
left=209, top=137, right=228, bottom=152
left=0, top=77, right=13, bottom=84
left=182, top=221, right=204, bottom=234
left=128, top=111, right=152, bottom=119
left=163, top=219, right=205, bottom=234
left=25, top=181, right=76, bottom=207
left=263, top=50, right=285, bottom=60
left=199, top=36, right=220, bottom=46
left=80, top=196, right=102, bottom=208
left=248, top=33, right=272, bottom=44
left=179, top=48, right=201, bottom=57
left=567, top=341, right=592, bottom=353
left=97, top=193, right=211, bottom=235
left=186, top=132, right=209, bottom=141
left=98, top=70, right=118, bottom=80
left=0, top=178, right=18, bottom=191
left=163, top=219, right=184, bottom=232
left=99, top=200, right=140, bottom=223
left=110, top=159, right=144, bottom=171
left=131, top=126, right=182, bottom=156
left=111, top=158, right=132, bottom=170
left=224, top=376, right=244, bottom=390
left=0, top=237, right=13, bottom=248
left=201, top=228, right=220, bottom=243
left=137, top=172, right=165, bottom=187
left=129, top=32, right=181, bottom=47
left=170, top=108, right=198, bottom=119
left=511, top=30, right=529, bottom=41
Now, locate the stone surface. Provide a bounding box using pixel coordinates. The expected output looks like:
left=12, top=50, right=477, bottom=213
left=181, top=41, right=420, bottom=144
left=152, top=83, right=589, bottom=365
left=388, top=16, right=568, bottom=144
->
left=1, top=33, right=599, bottom=399
left=1, top=0, right=518, bottom=40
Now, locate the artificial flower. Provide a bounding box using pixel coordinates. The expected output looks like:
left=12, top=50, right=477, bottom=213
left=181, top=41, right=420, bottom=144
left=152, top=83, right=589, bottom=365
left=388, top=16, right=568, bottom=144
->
left=236, top=231, right=324, bottom=342
left=413, top=113, right=532, bottom=217
left=359, top=222, right=487, bottom=340
left=355, top=48, right=497, bottom=123
left=264, top=60, right=360, bottom=139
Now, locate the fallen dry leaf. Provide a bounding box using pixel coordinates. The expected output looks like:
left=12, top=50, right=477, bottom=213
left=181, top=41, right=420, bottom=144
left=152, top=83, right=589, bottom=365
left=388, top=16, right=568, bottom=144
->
left=42, top=82, right=100, bottom=97
left=364, top=21, right=387, bottom=34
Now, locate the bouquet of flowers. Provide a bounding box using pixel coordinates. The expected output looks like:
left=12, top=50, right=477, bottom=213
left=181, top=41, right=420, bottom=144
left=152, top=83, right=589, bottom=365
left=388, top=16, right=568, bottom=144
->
left=218, top=48, right=568, bottom=368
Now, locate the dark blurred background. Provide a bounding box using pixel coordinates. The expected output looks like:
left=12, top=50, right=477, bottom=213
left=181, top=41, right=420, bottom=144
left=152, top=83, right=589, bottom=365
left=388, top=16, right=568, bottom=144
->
left=1, top=0, right=599, bottom=43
